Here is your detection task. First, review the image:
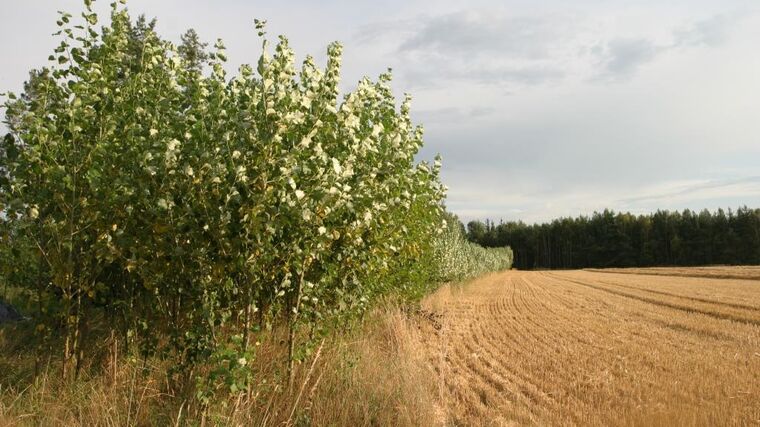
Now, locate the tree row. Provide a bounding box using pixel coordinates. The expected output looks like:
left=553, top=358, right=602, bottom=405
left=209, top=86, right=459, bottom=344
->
left=467, top=207, right=760, bottom=270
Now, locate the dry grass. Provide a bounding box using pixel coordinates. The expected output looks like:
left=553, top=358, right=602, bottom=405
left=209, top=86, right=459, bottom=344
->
left=227, top=304, right=441, bottom=426
left=422, top=268, right=760, bottom=426
left=0, top=303, right=440, bottom=426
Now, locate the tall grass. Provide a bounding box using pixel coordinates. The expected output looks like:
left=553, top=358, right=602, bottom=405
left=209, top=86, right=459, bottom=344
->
left=0, top=302, right=441, bottom=426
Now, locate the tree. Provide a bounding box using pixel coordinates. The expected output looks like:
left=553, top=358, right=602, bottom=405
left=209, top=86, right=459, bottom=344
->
left=2, top=0, right=450, bottom=395
left=466, top=220, right=487, bottom=243
left=177, top=28, right=208, bottom=74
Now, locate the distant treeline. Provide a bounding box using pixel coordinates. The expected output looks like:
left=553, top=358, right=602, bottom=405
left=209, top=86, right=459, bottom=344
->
left=466, top=207, right=760, bottom=270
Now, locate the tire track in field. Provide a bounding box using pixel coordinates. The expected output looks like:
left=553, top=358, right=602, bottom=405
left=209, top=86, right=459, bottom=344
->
left=585, top=267, right=760, bottom=281
left=504, top=276, right=676, bottom=416
left=539, top=272, right=751, bottom=355
left=588, top=277, right=760, bottom=312
left=544, top=272, right=760, bottom=326
left=442, top=276, right=561, bottom=422
left=467, top=323, right=604, bottom=424
left=519, top=275, right=589, bottom=335
left=511, top=277, right=602, bottom=362
left=529, top=272, right=703, bottom=356
left=459, top=331, right=552, bottom=415
left=509, top=278, right=557, bottom=351
left=449, top=291, right=552, bottom=422
left=452, top=275, right=600, bottom=424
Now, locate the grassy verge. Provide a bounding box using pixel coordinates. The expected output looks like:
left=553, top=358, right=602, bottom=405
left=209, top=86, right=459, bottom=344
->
left=0, top=301, right=441, bottom=426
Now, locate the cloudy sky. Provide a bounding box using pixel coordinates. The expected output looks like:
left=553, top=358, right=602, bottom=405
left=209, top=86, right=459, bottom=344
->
left=2, top=0, right=759, bottom=223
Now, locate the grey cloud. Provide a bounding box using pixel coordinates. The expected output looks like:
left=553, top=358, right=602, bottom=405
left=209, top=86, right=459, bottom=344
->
left=413, top=106, right=497, bottom=124
left=353, top=19, right=415, bottom=45
left=356, top=10, right=574, bottom=88
left=593, top=14, right=741, bottom=81
left=370, top=10, right=743, bottom=88
left=674, top=15, right=734, bottom=47
left=398, top=12, right=563, bottom=59
left=413, top=107, right=460, bottom=124
left=594, top=38, right=661, bottom=79
left=464, top=66, right=565, bottom=86
left=402, top=62, right=565, bottom=88
left=618, top=177, right=760, bottom=205
left=469, top=106, right=495, bottom=118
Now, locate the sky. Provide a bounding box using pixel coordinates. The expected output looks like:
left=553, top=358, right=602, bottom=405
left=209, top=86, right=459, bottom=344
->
left=1, top=0, right=759, bottom=224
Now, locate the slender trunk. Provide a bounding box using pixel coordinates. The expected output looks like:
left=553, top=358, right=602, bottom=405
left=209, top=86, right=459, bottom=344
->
left=287, top=260, right=308, bottom=387
left=74, top=291, right=85, bottom=379
left=35, top=257, right=45, bottom=377
left=241, top=276, right=253, bottom=395
left=287, top=310, right=297, bottom=388
left=242, top=276, right=252, bottom=353
left=63, top=177, right=77, bottom=380
left=257, top=300, right=264, bottom=330
left=62, top=287, right=76, bottom=380
left=110, top=329, right=118, bottom=384
left=63, top=325, right=71, bottom=379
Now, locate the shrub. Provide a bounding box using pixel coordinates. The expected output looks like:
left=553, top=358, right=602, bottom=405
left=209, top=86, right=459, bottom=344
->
left=1, top=0, right=446, bottom=398
left=435, top=213, right=513, bottom=281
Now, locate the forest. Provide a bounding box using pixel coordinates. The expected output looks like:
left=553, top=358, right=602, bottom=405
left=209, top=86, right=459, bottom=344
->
left=467, top=207, right=760, bottom=270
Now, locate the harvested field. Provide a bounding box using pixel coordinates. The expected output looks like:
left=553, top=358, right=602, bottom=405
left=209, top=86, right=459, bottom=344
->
left=422, top=268, right=760, bottom=426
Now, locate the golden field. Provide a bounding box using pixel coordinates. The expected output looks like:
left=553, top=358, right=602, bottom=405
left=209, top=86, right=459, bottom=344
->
left=422, top=267, right=760, bottom=426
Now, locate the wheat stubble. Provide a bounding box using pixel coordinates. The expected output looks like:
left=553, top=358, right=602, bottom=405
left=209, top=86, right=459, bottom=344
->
left=422, top=268, right=760, bottom=426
